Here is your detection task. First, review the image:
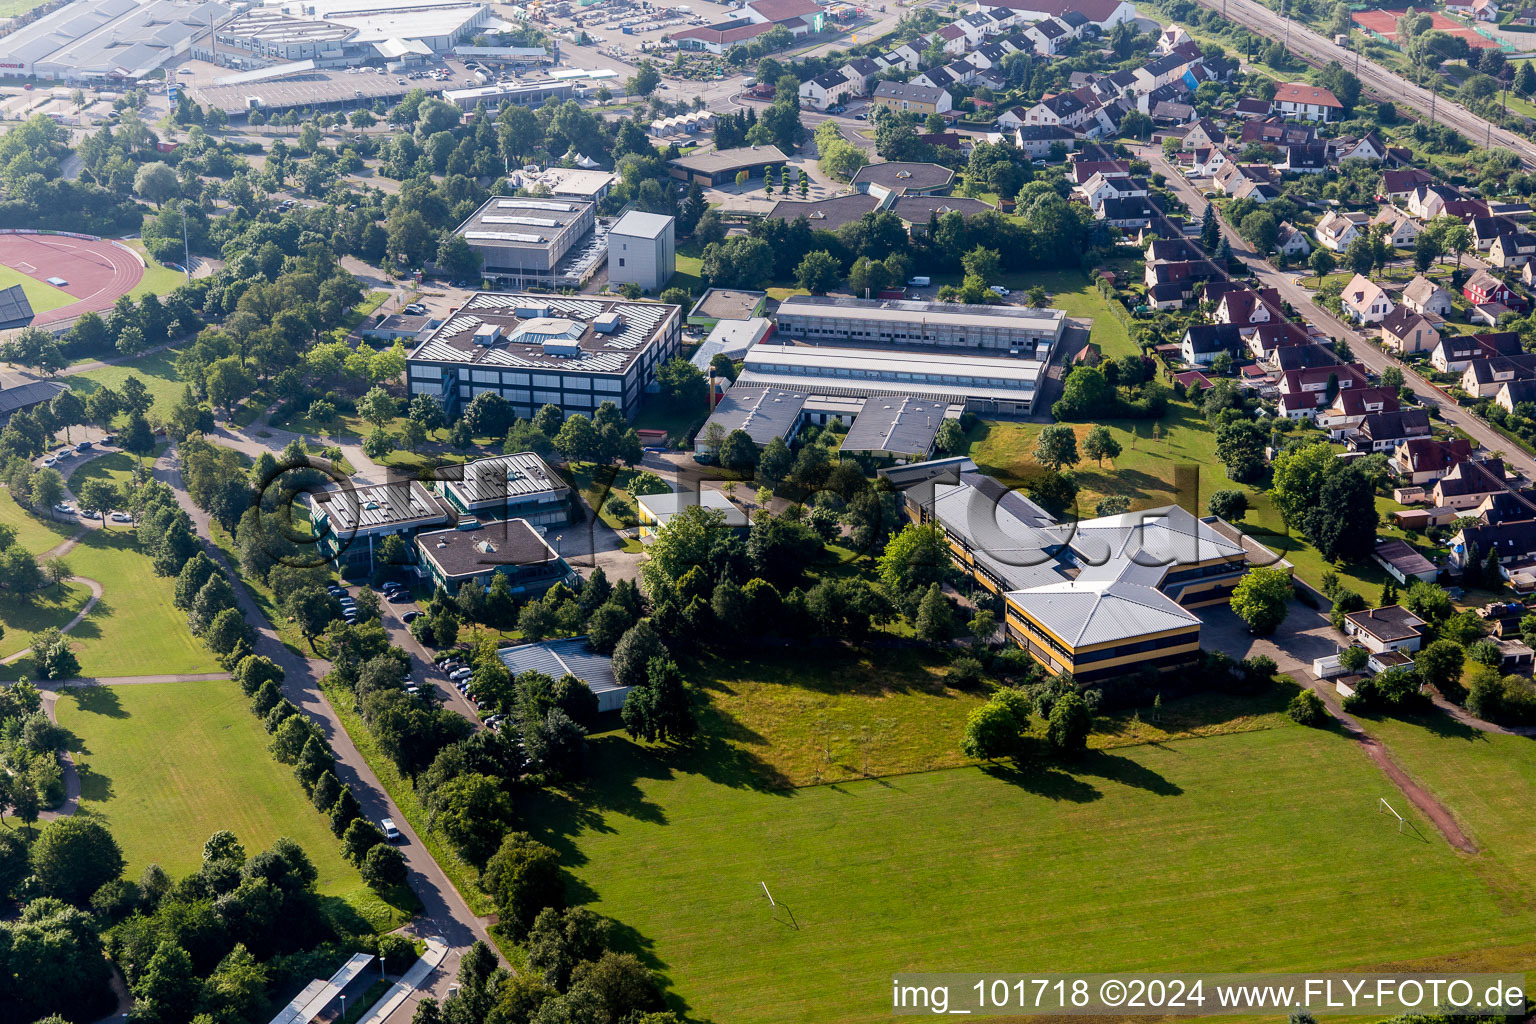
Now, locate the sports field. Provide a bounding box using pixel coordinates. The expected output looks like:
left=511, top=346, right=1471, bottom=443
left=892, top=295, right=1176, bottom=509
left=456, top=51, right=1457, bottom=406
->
left=55, top=681, right=409, bottom=931
left=0, top=264, right=74, bottom=314
left=526, top=726, right=1536, bottom=1024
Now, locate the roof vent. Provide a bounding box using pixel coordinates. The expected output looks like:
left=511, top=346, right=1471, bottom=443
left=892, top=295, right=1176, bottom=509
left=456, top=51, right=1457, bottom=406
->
left=896, top=170, right=912, bottom=178
left=473, top=323, right=501, bottom=346
left=516, top=302, right=551, bottom=318
left=593, top=311, right=623, bottom=334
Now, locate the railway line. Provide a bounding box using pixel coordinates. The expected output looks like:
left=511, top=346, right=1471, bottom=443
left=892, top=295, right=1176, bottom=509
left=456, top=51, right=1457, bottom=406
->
left=1187, top=0, right=1536, bottom=169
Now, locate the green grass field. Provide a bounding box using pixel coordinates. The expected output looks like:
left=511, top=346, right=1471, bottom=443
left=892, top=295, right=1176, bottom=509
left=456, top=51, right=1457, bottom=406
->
left=67, top=447, right=166, bottom=493
left=0, top=487, right=79, bottom=553
left=55, top=681, right=409, bottom=932
left=964, top=403, right=1419, bottom=597
left=0, top=580, right=92, bottom=659
left=122, top=240, right=193, bottom=300
left=0, top=524, right=220, bottom=679
left=0, top=264, right=75, bottom=314
left=69, top=346, right=186, bottom=424
left=525, top=726, right=1536, bottom=1024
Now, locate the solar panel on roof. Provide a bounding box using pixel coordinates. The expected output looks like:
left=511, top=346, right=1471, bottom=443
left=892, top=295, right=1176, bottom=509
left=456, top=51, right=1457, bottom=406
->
left=496, top=199, right=576, bottom=212
left=481, top=215, right=560, bottom=228
left=464, top=230, right=546, bottom=243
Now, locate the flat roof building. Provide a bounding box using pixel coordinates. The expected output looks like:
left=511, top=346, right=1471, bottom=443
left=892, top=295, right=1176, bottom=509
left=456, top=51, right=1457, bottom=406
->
left=305, top=479, right=451, bottom=575
left=690, top=316, right=772, bottom=372
left=885, top=456, right=1259, bottom=681
left=696, top=385, right=806, bottom=452
left=668, top=145, right=789, bottom=186
left=851, top=161, right=955, bottom=197
left=740, top=341, right=1046, bottom=415
left=4, top=0, right=233, bottom=81
left=765, top=194, right=880, bottom=232
left=775, top=295, right=1066, bottom=358
left=415, top=519, right=570, bottom=596
left=441, top=79, right=575, bottom=111
left=687, top=288, right=767, bottom=327
left=498, top=637, right=628, bottom=711
left=839, top=396, right=956, bottom=461
left=407, top=292, right=682, bottom=421
left=434, top=451, right=571, bottom=526
left=606, top=210, right=676, bottom=295
left=636, top=487, right=749, bottom=539
left=453, top=196, right=599, bottom=288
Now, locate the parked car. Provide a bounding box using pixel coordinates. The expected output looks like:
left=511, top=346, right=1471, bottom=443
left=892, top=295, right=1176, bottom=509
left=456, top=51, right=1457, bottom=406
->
left=406, top=684, right=420, bottom=695
left=450, top=668, right=473, bottom=681
left=989, top=285, right=1010, bottom=297
left=110, top=512, right=131, bottom=523
left=387, top=591, right=410, bottom=602
left=402, top=610, right=420, bottom=623
left=100, top=434, right=114, bottom=445
left=381, top=818, right=401, bottom=842
left=403, top=302, right=427, bottom=315
left=42, top=457, right=55, bottom=466
left=53, top=504, right=74, bottom=515
left=75, top=441, right=92, bottom=452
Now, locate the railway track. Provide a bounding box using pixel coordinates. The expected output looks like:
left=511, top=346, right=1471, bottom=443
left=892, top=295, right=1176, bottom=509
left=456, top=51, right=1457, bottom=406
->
left=1186, top=0, right=1536, bottom=170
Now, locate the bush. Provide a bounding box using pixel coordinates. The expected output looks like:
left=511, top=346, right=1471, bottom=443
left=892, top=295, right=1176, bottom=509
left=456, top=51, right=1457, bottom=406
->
left=948, top=656, right=984, bottom=688
left=1287, top=688, right=1327, bottom=727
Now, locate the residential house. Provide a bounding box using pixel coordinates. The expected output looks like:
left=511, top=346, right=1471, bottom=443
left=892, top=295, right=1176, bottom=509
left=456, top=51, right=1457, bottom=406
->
left=840, top=57, right=883, bottom=95
left=1433, top=458, right=1509, bottom=510
left=799, top=69, right=857, bottom=110
left=1371, top=207, right=1422, bottom=248
left=976, top=0, right=1136, bottom=31
left=1247, top=321, right=1313, bottom=362
left=1431, top=330, right=1521, bottom=373
left=1183, top=117, right=1225, bottom=152
left=1339, top=273, right=1394, bottom=324
left=1348, top=408, right=1432, bottom=452
left=1318, top=385, right=1400, bottom=438
left=1272, top=338, right=1337, bottom=370
left=1022, top=15, right=1069, bottom=54
left=873, top=81, right=952, bottom=115
left=1395, top=437, right=1477, bottom=484
left=996, top=106, right=1030, bottom=130
left=1145, top=237, right=1203, bottom=262
left=1464, top=268, right=1523, bottom=309
left=1185, top=147, right=1228, bottom=177
left=1379, top=307, right=1440, bottom=355
left=1280, top=142, right=1328, bottom=175
left=1275, top=221, right=1312, bottom=258
left=1471, top=215, right=1519, bottom=251
left=1214, top=287, right=1278, bottom=327
left=1330, top=132, right=1389, bottom=163
left=1272, top=82, right=1343, bottom=121
left=1278, top=363, right=1369, bottom=418
left=1490, top=232, right=1536, bottom=270
left=929, top=22, right=968, bottom=55
left=1408, top=184, right=1462, bottom=220
left=1513, top=5, right=1536, bottom=23
left=913, top=65, right=958, bottom=92
left=1157, top=23, right=1193, bottom=51
left=1344, top=606, right=1427, bottom=654
left=1079, top=172, right=1148, bottom=209
left=1401, top=274, right=1455, bottom=318
left=1023, top=90, right=1092, bottom=129
left=1013, top=124, right=1076, bottom=158
left=1450, top=518, right=1536, bottom=577
left=1497, top=377, right=1536, bottom=413
left=1096, top=196, right=1160, bottom=228
left=874, top=43, right=922, bottom=71
left=1459, top=352, right=1536, bottom=398
left=1314, top=209, right=1365, bottom=251
left=1382, top=167, right=1436, bottom=203
left=1232, top=180, right=1281, bottom=203
left=1180, top=323, right=1243, bottom=365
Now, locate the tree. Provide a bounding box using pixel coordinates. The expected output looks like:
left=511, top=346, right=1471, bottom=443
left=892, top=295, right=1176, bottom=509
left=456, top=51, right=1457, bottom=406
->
left=432, top=773, right=514, bottom=865
left=362, top=842, right=408, bottom=889
left=876, top=522, right=950, bottom=598
left=1081, top=425, right=1121, bottom=466
left=132, top=941, right=200, bottom=1024
left=718, top=428, right=758, bottom=474
left=795, top=249, right=841, bottom=294
left=1208, top=489, right=1249, bottom=522
left=627, top=60, right=662, bottom=97
left=1230, top=567, right=1293, bottom=635
left=481, top=832, right=564, bottom=938
left=1032, top=423, right=1080, bottom=471
left=1305, top=466, right=1378, bottom=562
left=1287, top=688, right=1327, bottom=726
left=1270, top=441, right=1337, bottom=528
left=1416, top=639, right=1465, bottom=691
left=914, top=583, right=953, bottom=643
left=33, top=468, right=63, bottom=515
left=77, top=479, right=120, bottom=526
left=133, top=162, right=180, bottom=207
left=204, top=829, right=246, bottom=865
left=1308, top=246, right=1336, bottom=283
left=961, top=693, right=1024, bottom=760
left=33, top=816, right=125, bottom=905
left=341, top=817, right=388, bottom=866
left=620, top=656, right=695, bottom=743
left=1046, top=691, right=1092, bottom=754
left=357, top=386, right=399, bottom=430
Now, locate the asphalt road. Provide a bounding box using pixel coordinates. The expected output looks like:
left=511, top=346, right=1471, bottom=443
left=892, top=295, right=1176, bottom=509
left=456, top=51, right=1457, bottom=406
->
left=1188, top=0, right=1536, bottom=169
left=1138, top=144, right=1536, bottom=483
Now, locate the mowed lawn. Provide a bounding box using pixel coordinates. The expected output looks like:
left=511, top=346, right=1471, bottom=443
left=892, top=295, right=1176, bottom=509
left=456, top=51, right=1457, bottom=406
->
left=0, top=525, right=220, bottom=679
left=965, top=402, right=1413, bottom=596
left=67, top=447, right=165, bottom=494
left=0, top=580, right=92, bottom=659
left=55, top=681, right=408, bottom=931
left=526, top=727, right=1536, bottom=1024
left=0, top=487, right=79, bottom=553
left=0, top=264, right=75, bottom=314
left=69, top=347, right=186, bottom=422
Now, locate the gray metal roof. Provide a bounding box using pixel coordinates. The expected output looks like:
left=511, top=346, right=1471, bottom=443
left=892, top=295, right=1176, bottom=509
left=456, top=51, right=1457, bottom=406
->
left=307, top=479, right=448, bottom=534
left=498, top=637, right=621, bottom=695
left=442, top=451, right=567, bottom=510
left=839, top=396, right=953, bottom=457
left=0, top=284, right=34, bottom=329
left=668, top=145, right=789, bottom=174
left=775, top=294, right=1065, bottom=331
left=699, top=386, right=805, bottom=446
left=609, top=210, right=674, bottom=240
left=0, top=380, right=65, bottom=416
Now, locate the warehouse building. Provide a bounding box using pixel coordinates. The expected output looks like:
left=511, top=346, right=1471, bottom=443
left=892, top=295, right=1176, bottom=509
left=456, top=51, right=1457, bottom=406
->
left=738, top=342, right=1047, bottom=415
left=433, top=451, right=571, bottom=526
left=498, top=637, right=628, bottom=711
left=774, top=295, right=1065, bottom=358
left=441, top=79, right=575, bottom=111
left=1, top=0, right=233, bottom=81
left=695, top=385, right=806, bottom=452
left=407, top=292, right=682, bottom=421
left=453, top=196, right=599, bottom=288
left=884, top=457, right=1261, bottom=682
left=839, top=396, right=955, bottom=461
left=668, top=145, right=789, bottom=186
left=605, top=210, right=676, bottom=295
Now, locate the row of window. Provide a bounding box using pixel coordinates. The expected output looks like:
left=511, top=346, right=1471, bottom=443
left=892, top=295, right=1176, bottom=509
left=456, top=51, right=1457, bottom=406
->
left=780, top=321, right=1051, bottom=347
left=750, top=361, right=1031, bottom=390
left=416, top=365, right=627, bottom=393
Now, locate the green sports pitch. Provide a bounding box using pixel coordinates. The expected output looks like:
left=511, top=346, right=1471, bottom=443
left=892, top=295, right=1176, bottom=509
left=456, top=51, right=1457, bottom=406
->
left=0, top=264, right=74, bottom=314
left=526, top=725, right=1536, bottom=1024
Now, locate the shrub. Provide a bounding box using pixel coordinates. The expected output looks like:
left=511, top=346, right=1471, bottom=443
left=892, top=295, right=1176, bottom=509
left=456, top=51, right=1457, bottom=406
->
left=1287, top=688, right=1327, bottom=727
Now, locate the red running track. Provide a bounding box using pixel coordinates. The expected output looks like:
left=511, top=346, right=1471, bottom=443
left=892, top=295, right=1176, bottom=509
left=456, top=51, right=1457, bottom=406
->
left=0, top=233, right=145, bottom=327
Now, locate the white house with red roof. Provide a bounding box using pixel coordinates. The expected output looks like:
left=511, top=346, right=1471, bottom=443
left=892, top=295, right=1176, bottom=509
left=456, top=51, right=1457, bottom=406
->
left=1271, top=82, right=1343, bottom=122
left=1340, top=273, right=1394, bottom=324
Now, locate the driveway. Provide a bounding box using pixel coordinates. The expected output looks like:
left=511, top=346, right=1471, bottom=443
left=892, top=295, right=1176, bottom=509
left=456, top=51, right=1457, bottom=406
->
left=1197, top=601, right=1343, bottom=679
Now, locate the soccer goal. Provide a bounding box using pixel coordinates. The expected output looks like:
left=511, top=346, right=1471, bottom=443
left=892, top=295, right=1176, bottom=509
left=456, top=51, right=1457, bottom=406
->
left=1379, top=797, right=1406, bottom=833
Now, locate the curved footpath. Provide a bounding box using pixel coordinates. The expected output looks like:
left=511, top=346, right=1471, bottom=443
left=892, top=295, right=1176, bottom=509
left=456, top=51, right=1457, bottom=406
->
left=150, top=444, right=495, bottom=1019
